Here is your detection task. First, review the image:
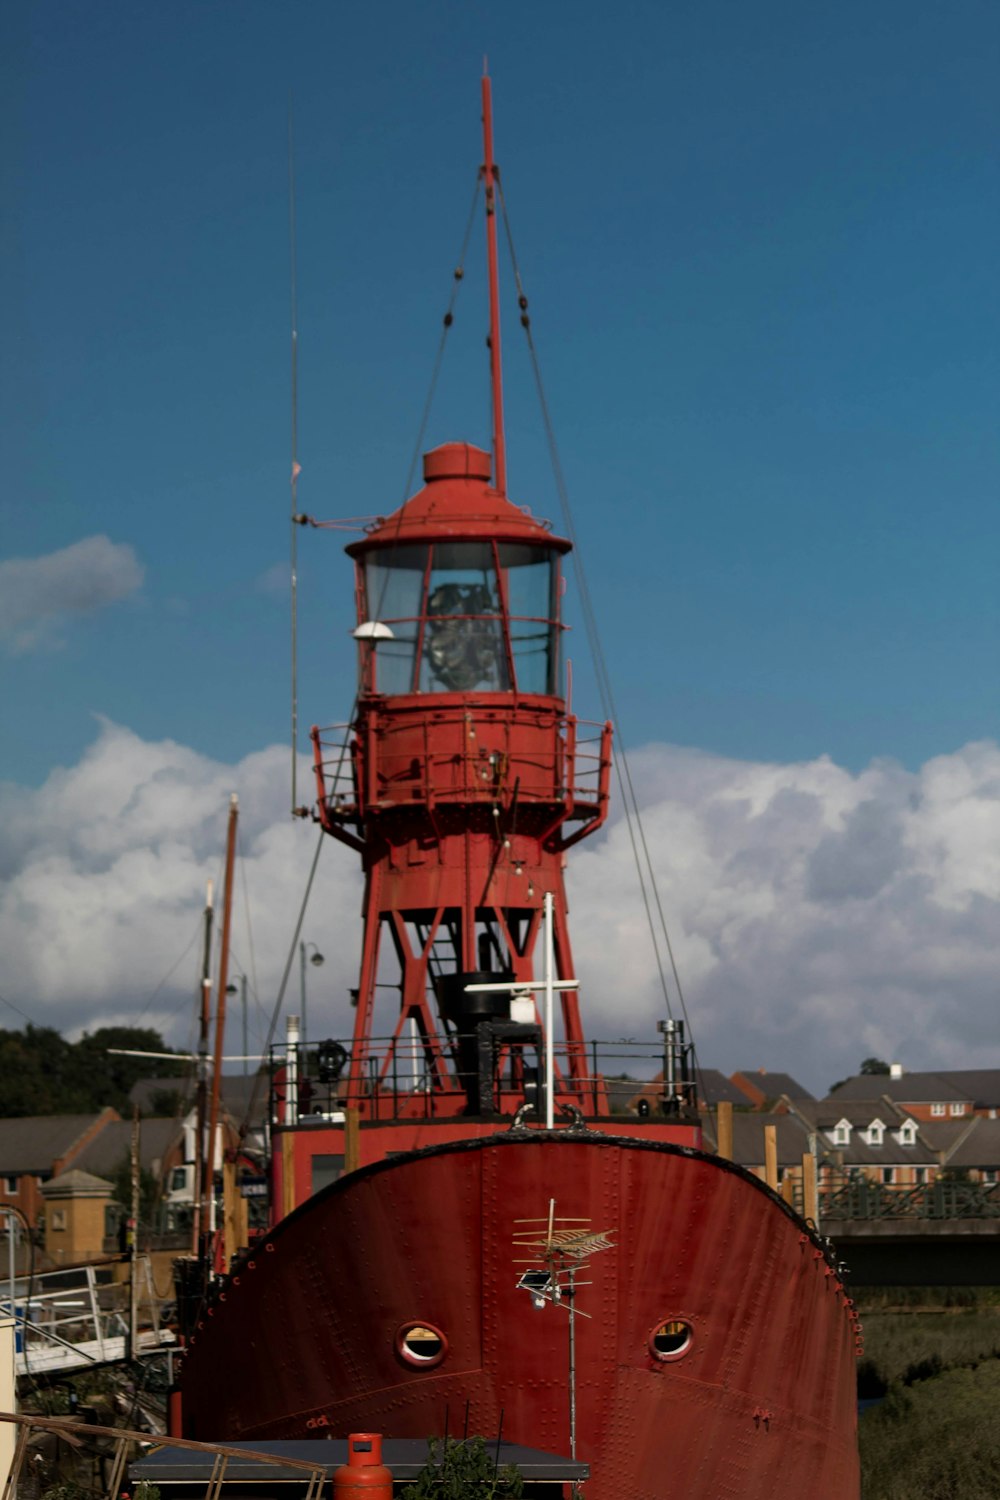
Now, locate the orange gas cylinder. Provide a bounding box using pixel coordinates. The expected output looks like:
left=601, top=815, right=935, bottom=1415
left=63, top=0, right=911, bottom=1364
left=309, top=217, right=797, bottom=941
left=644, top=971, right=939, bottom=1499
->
left=332, top=1433, right=393, bottom=1498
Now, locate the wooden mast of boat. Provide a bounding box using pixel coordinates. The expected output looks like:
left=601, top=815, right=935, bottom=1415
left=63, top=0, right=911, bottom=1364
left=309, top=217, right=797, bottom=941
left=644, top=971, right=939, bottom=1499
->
left=204, top=795, right=239, bottom=1242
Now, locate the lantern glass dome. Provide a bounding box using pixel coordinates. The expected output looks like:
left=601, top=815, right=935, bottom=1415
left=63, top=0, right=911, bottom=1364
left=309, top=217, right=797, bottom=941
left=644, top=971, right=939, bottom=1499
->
left=362, top=540, right=559, bottom=696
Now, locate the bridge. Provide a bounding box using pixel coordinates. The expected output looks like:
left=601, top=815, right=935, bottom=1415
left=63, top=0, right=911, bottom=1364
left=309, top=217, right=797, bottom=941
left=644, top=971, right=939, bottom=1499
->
left=815, top=1179, right=1000, bottom=1286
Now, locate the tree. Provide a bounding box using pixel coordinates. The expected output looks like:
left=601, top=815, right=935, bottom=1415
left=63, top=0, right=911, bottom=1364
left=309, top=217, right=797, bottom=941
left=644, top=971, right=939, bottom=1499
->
left=0, top=1025, right=186, bottom=1118
left=861, top=1058, right=891, bottom=1075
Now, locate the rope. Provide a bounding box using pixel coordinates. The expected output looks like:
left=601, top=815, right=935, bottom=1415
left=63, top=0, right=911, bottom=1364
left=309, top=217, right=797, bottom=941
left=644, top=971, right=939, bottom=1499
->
left=237, top=827, right=325, bottom=1147
left=496, top=176, right=703, bottom=1092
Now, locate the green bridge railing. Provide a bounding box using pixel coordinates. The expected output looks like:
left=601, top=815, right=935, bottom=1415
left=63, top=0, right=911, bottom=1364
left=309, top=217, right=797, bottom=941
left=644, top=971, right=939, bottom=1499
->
left=815, top=1178, right=1000, bottom=1222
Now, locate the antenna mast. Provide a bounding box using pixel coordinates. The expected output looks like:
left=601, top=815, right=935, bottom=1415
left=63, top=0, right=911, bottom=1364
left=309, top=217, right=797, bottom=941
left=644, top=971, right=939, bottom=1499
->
left=481, top=70, right=507, bottom=497
left=289, top=101, right=302, bottom=813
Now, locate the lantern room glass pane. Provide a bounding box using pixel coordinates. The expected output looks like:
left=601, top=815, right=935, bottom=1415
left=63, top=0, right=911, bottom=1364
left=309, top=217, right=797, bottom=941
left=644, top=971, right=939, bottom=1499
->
left=363, top=544, right=426, bottom=695
left=362, top=540, right=559, bottom=696
left=420, top=542, right=509, bottom=692
left=500, top=544, right=557, bottom=695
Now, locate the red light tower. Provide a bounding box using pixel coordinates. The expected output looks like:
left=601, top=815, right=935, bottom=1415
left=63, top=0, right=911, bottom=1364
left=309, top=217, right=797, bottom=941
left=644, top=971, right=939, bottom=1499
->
left=310, top=77, right=611, bottom=1119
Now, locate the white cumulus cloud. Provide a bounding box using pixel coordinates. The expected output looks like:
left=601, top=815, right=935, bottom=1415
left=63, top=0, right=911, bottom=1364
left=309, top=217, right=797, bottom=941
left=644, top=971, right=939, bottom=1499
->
left=0, top=535, right=144, bottom=653
left=1, top=724, right=998, bottom=1096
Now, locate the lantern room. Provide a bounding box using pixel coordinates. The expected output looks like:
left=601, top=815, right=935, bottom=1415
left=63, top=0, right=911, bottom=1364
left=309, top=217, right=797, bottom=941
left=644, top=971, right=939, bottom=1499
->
left=347, top=442, right=570, bottom=702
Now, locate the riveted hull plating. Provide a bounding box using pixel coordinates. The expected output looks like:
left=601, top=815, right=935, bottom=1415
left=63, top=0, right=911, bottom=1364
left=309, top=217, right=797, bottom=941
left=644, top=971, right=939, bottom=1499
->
left=178, top=1133, right=860, bottom=1499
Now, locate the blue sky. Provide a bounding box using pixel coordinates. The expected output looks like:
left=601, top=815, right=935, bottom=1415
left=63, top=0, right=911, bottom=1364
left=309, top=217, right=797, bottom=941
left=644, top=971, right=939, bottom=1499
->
left=2, top=3, right=999, bottom=1086
left=3, top=0, right=997, bottom=785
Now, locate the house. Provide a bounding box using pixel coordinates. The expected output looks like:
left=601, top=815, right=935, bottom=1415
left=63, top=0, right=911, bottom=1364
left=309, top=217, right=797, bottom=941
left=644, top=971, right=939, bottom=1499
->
left=787, top=1096, right=939, bottom=1188
left=623, top=1067, right=747, bottom=1116
left=0, top=1110, right=120, bottom=1228
left=701, top=1109, right=812, bottom=1187
left=731, top=1069, right=815, bottom=1111
left=929, top=1115, right=1000, bottom=1185
left=825, top=1066, right=977, bottom=1121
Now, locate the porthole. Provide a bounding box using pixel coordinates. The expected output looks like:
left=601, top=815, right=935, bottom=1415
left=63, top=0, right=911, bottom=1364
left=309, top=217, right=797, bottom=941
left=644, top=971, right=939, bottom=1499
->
left=649, top=1319, right=693, bottom=1362
left=396, top=1321, right=448, bottom=1369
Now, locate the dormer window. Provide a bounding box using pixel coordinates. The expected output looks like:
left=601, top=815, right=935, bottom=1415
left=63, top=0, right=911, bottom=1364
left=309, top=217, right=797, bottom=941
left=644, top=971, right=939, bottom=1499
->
left=897, top=1121, right=917, bottom=1147
left=866, top=1120, right=885, bottom=1147
left=832, top=1119, right=851, bottom=1147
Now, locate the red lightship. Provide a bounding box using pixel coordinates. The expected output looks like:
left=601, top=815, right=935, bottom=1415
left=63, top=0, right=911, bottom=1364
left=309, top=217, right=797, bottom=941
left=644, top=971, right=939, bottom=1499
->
left=174, top=77, right=860, bottom=1499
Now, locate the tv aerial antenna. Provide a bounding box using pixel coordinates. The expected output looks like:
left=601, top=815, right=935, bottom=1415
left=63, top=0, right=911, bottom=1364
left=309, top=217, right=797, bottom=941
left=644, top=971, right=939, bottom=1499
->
left=513, top=1198, right=614, bottom=1484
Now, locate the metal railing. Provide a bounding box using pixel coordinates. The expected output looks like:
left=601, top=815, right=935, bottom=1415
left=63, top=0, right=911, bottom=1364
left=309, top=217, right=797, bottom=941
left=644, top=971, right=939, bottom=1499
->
left=1, top=1259, right=173, bottom=1380
left=816, top=1177, right=1000, bottom=1222
left=270, top=1036, right=671, bottom=1125
left=0, top=1412, right=327, bottom=1500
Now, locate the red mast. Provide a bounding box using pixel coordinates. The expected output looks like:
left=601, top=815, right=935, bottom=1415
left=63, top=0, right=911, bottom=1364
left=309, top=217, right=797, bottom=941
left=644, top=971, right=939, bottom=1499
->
left=310, top=78, right=612, bottom=1120
left=481, top=70, right=506, bottom=497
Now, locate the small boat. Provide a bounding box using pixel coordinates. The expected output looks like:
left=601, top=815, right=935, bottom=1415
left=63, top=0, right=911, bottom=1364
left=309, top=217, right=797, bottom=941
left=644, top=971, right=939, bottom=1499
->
left=173, top=75, right=860, bottom=1499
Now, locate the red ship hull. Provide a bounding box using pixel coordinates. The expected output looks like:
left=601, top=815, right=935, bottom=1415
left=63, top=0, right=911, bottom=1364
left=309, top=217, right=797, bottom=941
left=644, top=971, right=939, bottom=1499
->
left=178, top=1132, right=860, bottom=1498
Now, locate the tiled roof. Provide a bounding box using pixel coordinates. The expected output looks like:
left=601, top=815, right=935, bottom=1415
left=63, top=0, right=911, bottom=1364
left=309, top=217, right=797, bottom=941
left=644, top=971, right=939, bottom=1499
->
left=696, top=1069, right=749, bottom=1106
left=941, top=1117, right=1000, bottom=1169
left=826, top=1073, right=971, bottom=1104
left=0, top=1115, right=113, bottom=1175
left=733, top=1071, right=815, bottom=1102
left=129, top=1072, right=268, bottom=1126
left=933, top=1072, right=1000, bottom=1110
left=41, top=1169, right=114, bottom=1196
left=73, top=1118, right=181, bottom=1178
left=701, top=1111, right=810, bottom=1166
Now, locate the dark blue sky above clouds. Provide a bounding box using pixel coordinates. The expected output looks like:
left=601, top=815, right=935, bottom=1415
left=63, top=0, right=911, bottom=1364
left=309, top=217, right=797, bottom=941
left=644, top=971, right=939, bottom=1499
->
left=1, top=2, right=998, bottom=1084
left=3, top=0, right=998, bottom=781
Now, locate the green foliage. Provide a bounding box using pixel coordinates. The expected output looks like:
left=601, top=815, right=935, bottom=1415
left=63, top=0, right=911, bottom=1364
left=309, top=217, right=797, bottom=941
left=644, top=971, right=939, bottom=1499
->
left=861, top=1360, right=1000, bottom=1498
left=860, top=1057, right=891, bottom=1075
left=0, top=1025, right=185, bottom=1117
left=859, top=1307, right=1000, bottom=1393
left=399, top=1437, right=524, bottom=1498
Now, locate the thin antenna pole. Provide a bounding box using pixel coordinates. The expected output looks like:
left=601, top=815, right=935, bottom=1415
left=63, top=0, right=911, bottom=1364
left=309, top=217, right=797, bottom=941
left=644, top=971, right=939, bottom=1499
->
left=481, top=71, right=507, bottom=496
left=193, top=880, right=214, bottom=1252
left=289, top=99, right=302, bottom=814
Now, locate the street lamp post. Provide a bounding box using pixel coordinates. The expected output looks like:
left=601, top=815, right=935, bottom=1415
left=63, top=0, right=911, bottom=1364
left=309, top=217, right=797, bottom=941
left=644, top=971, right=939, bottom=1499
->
left=299, top=941, right=325, bottom=1050
left=226, top=974, right=250, bottom=1073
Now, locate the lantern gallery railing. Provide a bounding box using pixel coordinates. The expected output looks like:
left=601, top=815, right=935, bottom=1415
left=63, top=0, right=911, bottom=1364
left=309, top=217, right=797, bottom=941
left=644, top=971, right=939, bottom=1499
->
left=310, top=716, right=610, bottom=821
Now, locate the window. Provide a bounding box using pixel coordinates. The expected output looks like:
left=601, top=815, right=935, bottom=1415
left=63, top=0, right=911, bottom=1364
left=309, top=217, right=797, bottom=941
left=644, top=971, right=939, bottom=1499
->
left=363, top=542, right=559, bottom=697
left=930, top=1103, right=946, bottom=1117
left=2, top=1176, right=16, bottom=1195
left=311, top=1154, right=344, bottom=1194
left=950, top=1103, right=966, bottom=1117
left=913, top=1167, right=927, bottom=1184
left=898, top=1123, right=916, bottom=1146
left=833, top=1121, right=851, bottom=1146
left=649, top=1320, right=694, bottom=1362
left=396, top=1322, right=447, bottom=1369
left=50, top=1208, right=66, bottom=1231
left=881, top=1168, right=895, bottom=1186
left=866, top=1122, right=885, bottom=1147
left=984, top=1169, right=997, bottom=1184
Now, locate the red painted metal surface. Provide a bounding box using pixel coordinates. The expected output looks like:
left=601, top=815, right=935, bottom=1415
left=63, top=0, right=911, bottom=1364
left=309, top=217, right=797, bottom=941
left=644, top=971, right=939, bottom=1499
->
left=312, top=432, right=613, bottom=1113
left=178, top=1135, right=860, bottom=1499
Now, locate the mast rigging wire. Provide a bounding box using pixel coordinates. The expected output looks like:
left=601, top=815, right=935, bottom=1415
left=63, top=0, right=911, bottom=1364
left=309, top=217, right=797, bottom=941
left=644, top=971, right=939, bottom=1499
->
left=237, top=826, right=325, bottom=1148
left=495, top=175, right=702, bottom=1078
